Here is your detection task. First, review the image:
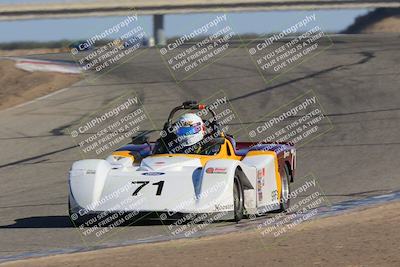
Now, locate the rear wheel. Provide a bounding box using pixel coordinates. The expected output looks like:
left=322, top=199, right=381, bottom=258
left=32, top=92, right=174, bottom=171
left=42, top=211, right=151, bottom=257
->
left=233, top=174, right=244, bottom=222
left=279, top=165, right=291, bottom=212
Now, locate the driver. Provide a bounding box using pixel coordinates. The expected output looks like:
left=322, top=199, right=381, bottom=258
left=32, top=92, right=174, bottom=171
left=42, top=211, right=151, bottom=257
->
left=154, top=113, right=222, bottom=155
left=174, top=113, right=206, bottom=154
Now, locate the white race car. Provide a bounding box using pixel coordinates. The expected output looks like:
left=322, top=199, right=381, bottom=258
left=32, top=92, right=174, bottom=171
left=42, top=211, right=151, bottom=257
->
left=68, top=101, right=296, bottom=225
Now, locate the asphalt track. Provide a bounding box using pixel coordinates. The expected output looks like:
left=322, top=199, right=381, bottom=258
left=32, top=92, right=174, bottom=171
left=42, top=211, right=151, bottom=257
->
left=0, top=34, right=399, bottom=260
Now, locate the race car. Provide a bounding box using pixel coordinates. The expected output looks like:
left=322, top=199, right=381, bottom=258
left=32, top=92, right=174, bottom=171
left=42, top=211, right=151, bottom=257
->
left=68, top=101, right=296, bottom=225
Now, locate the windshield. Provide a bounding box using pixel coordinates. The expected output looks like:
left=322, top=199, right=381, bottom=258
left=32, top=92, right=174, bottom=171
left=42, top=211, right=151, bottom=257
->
left=153, top=133, right=223, bottom=155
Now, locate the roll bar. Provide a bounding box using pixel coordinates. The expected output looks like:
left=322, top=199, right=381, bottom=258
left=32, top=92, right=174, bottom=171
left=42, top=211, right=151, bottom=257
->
left=164, top=100, right=219, bottom=129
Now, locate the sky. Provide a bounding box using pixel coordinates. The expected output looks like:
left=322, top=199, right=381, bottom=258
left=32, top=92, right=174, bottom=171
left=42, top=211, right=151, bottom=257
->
left=0, top=7, right=370, bottom=43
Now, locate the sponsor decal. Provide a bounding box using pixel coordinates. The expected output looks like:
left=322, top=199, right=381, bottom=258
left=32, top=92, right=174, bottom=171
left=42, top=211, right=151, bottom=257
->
left=257, top=167, right=266, bottom=179
left=271, top=189, right=278, bottom=201
left=215, top=203, right=234, bottom=210
left=257, top=167, right=265, bottom=201
left=206, top=167, right=227, bottom=174
left=142, top=172, right=165, bottom=176
left=257, top=182, right=263, bottom=201
left=206, top=167, right=214, bottom=173
left=86, top=170, right=96, bottom=175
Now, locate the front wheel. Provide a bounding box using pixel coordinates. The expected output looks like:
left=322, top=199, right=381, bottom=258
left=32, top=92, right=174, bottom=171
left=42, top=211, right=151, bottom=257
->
left=279, top=165, right=291, bottom=212
left=233, top=174, right=244, bottom=222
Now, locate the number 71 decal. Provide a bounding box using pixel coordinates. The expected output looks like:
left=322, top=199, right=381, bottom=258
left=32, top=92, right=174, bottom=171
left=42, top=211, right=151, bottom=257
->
left=132, top=180, right=165, bottom=196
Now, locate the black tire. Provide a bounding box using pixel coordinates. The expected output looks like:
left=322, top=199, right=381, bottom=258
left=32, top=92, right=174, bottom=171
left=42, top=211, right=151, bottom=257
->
left=68, top=197, right=80, bottom=226
left=68, top=198, right=78, bottom=226
left=233, top=174, right=244, bottom=222
left=279, top=165, right=291, bottom=212
left=68, top=197, right=88, bottom=227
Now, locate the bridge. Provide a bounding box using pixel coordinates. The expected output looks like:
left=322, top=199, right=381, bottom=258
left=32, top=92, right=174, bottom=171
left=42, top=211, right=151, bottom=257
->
left=1, top=0, right=399, bottom=44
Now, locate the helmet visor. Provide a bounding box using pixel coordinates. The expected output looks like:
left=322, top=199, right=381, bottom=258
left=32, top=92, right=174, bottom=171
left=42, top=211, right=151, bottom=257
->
left=176, top=122, right=202, bottom=136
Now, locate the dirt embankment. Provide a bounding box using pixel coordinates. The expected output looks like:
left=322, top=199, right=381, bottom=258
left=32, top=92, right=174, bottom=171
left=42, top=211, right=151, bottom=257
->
left=0, top=56, right=80, bottom=110
left=2, top=201, right=400, bottom=267
left=343, top=8, right=400, bottom=33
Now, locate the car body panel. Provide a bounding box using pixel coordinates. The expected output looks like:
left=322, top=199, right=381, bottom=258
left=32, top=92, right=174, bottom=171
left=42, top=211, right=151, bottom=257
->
left=69, top=138, right=296, bottom=221
left=68, top=102, right=296, bottom=222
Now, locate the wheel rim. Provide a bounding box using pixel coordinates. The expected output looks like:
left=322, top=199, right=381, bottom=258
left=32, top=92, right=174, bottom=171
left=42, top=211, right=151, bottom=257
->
left=233, top=181, right=240, bottom=210
left=233, top=177, right=243, bottom=220
left=281, top=173, right=289, bottom=202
